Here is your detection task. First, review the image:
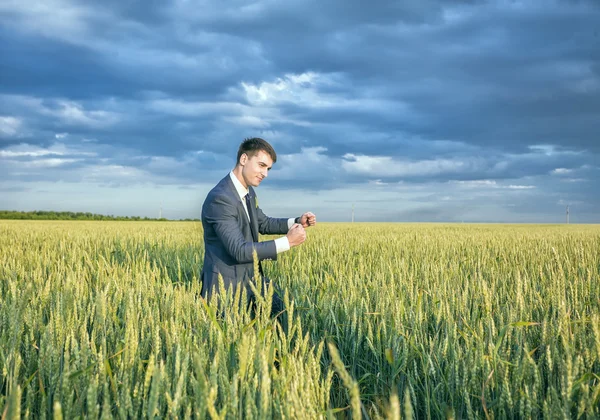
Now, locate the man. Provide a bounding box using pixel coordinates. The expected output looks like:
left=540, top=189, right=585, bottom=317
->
left=200, top=137, right=316, bottom=320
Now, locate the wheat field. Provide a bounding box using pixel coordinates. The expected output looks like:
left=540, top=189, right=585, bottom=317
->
left=0, top=220, right=599, bottom=419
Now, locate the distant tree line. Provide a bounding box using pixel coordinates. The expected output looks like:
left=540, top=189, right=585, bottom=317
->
left=0, top=210, right=200, bottom=221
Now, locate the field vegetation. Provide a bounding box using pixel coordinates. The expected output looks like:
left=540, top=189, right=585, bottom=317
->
left=1, top=221, right=599, bottom=418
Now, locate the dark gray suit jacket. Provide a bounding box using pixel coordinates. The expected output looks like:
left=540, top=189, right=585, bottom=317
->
left=200, top=174, right=290, bottom=300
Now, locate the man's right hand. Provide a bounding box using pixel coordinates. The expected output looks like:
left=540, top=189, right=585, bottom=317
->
left=287, top=223, right=306, bottom=247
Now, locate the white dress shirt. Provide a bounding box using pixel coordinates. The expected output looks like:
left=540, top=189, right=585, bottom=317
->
left=229, top=171, right=294, bottom=254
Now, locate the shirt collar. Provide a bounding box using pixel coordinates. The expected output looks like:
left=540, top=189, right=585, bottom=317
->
left=229, top=171, right=249, bottom=200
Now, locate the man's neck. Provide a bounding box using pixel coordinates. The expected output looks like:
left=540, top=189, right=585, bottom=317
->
left=231, top=166, right=247, bottom=189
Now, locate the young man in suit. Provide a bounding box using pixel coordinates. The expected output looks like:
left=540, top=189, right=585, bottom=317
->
left=200, top=137, right=316, bottom=322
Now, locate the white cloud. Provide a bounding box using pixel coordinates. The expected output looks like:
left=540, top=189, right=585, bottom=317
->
left=551, top=167, right=572, bottom=175
left=242, top=72, right=323, bottom=106
left=148, top=96, right=312, bottom=128
left=0, top=0, right=95, bottom=42
left=529, top=144, right=556, bottom=155
left=240, top=72, right=411, bottom=118
left=452, top=180, right=535, bottom=190
left=42, top=100, right=120, bottom=128
left=2, top=156, right=81, bottom=168
left=342, top=154, right=480, bottom=177
left=0, top=143, right=96, bottom=158
left=0, top=95, right=120, bottom=128
left=82, top=164, right=147, bottom=183
left=528, top=145, right=583, bottom=158
left=27, top=158, right=81, bottom=167
left=0, top=150, right=58, bottom=158
left=0, top=116, right=22, bottom=137
left=453, top=180, right=497, bottom=188
left=274, top=147, right=337, bottom=181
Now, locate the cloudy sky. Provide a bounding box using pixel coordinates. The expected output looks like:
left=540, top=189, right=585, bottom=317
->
left=1, top=0, right=599, bottom=222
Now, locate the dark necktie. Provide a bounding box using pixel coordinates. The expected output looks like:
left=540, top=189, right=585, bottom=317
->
left=244, top=193, right=258, bottom=242
left=244, top=193, right=263, bottom=276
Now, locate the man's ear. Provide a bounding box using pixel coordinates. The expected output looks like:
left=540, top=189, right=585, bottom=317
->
left=240, top=153, right=247, bottom=166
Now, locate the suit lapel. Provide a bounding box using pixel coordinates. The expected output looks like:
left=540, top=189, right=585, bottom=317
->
left=222, top=175, right=263, bottom=276
left=223, top=175, right=250, bottom=226
left=224, top=175, right=258, bottom=241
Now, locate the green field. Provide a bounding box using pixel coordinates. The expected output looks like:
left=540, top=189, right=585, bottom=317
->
left=1, top=221, right=599, bottom=419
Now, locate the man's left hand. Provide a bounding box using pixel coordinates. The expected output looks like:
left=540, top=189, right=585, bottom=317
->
left=300, top=212, right=317, bottom=228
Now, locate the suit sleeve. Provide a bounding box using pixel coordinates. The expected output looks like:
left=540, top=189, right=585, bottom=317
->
left=256, top=205, right=290, bottom=235
left=203, top=193, right=278, bottom=263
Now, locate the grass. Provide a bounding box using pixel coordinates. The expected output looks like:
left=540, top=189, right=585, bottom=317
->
left=1, top=221, right=599, bottom=418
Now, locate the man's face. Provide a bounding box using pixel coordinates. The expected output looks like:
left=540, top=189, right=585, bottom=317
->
left=240, top=150, right=273, bottom=188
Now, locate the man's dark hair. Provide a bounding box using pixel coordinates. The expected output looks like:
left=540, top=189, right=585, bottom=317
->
left=237, top=137, right=277, bottom=164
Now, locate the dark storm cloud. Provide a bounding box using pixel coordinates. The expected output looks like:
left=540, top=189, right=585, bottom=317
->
left=250, top=1, right=600, bottom=155
left=3, top=0, right=599, bottom=154
left=0, top=28, right=131, bottom=99
left=1, top=0, right=599, bottom=220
